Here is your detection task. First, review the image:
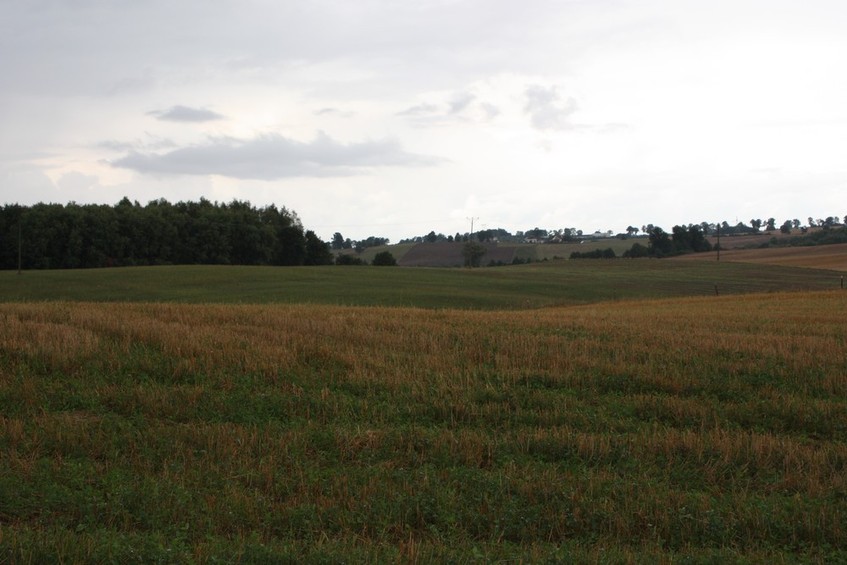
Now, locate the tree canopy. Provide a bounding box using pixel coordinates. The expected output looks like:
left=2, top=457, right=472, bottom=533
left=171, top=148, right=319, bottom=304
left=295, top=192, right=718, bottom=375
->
left=0, top=198, right=332, bottom=269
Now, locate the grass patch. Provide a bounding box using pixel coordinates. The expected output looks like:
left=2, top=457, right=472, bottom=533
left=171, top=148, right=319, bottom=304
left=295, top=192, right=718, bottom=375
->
left=1, top=292, right=846, bottom=560
left=0, top=260, right=842, bottom=308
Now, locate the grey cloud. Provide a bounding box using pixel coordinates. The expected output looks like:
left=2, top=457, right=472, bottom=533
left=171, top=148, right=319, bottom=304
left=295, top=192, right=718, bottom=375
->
left=448, top=92, right=476, bottom=114
left=479, top=102, right=501, bottom=120
left=111, top=132, right=442, bottom=180
left=396, top=103, right=441, bottom=117
left=524, top=85, right=577, bottom=131
left=149, top=105, right=225, bottom=122
left=314, top=107, right=355, bottom=118
left=398, top=92, right=499, bottom=126
left=99, top=134, right=177, bottom=153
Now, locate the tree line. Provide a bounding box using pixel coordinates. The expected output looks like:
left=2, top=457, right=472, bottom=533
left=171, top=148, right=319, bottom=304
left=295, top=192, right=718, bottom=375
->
left=399, top=215, right=847, bottom=247
left=0, top=198, right=333, bottom=270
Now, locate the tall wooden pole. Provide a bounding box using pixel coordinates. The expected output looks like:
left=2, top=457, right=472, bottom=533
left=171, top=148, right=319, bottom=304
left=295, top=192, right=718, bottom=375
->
left=17, top=220, right=22, bottom=275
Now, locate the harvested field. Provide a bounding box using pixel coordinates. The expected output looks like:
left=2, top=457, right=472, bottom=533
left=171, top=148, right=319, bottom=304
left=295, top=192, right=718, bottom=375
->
left=671, top=242, right=847, bottom=271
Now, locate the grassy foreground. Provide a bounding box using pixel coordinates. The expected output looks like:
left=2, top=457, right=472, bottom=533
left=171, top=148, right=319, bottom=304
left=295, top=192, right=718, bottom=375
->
left=0, top=260, right=842, bottom=308
left=1, top=292, right=846, bottom=562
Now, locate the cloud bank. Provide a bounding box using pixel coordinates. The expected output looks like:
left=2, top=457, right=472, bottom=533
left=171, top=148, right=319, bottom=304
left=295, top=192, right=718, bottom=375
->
left=112, top=132, right=442, bottom=180
left=148, top=106, right=225, bottom=122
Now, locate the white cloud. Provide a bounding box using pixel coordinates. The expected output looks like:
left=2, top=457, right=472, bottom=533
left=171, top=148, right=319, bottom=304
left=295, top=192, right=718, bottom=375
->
left=448, top=91, right=476, bottom=115
left=58, top=171, right=99, bottom=192
left=111, top=132, right=443, bottom=180
left=148, top=106, right=225, bottom=122
left=314, top=107, right=355, bottom=118
left=523, top=85, right=578, bottom=131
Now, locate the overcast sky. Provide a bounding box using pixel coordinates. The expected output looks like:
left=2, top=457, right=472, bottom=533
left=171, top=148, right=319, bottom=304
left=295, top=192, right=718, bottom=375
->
left=2, top=0, right=846, bottom=242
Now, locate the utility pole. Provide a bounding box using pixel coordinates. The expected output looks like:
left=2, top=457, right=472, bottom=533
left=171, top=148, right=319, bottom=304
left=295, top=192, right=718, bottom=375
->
left=466, top=216, right=478, bottom=240
left=17, top=220, right=22, bottom=275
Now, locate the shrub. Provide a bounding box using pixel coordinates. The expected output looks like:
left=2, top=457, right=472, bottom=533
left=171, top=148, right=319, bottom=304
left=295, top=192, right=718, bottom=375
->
left=372, top=251, right=397, bottom=266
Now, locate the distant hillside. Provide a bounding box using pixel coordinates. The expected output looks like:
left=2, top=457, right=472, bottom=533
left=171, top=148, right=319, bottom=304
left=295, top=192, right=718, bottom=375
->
left=398, top=242, right=517, bottom=267
left=671, top=242, right=847, bottom=272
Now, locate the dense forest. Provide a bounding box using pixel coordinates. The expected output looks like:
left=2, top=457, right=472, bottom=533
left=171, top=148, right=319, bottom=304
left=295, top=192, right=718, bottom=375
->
left=0, top=198, right=333, bottom=270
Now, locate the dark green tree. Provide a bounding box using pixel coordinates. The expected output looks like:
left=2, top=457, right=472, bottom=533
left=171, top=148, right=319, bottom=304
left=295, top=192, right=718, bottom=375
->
left=462, top=241, right=487, bottom=267
left=335, top=254, right=366, bottom=265
left=647, top=226, right=673, bottom=256
left=623, top=242, right=650, bottom=258
left=304, top=230, right=333, bottom=265
left=372, top=251, right=397, bottom=266
left=780, top=220, right=792, bottom=234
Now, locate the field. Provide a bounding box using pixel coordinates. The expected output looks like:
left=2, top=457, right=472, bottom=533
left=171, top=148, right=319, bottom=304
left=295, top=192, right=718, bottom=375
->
left=671, top=242, right=847, bottom=272
left=0, top=260, right=842, bottom=308
left=1, top=259, right=846, bottom=562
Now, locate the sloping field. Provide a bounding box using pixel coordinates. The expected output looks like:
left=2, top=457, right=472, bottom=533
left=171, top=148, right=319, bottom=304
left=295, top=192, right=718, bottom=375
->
left=1, top=292, right=845, bottom=561
left=1, top=261, right=841, bottom=308
left=671, top=242, right=847, bottom=271
left=398, top=242, right=516, bottom=267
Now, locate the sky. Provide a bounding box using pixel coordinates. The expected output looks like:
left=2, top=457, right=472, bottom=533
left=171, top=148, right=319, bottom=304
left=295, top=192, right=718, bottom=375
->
left=2, top=0, right=846, bottom=243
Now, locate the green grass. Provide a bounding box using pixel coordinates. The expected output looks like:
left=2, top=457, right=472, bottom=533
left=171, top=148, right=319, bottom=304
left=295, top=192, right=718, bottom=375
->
left=1, top=258, right=845, bottom=561
left=1, top=294, right=845, bottom=562
left=0, top=260, right=841, bottom=308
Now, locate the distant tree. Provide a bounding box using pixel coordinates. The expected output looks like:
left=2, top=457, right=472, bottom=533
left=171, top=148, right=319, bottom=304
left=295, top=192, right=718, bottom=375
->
left=623, top=242, right=650, bottom=258
left=476, top=229, right=491, bottom=242
left=779, top=220, right=792, bottom=234
left=765, top=218, right=776, bottom=231
left=425, top=230, right=438, bottom=243
left=331, top=232, right=346, bottom=250
left=335, top=254, right=365, bottom=265
left=690, top=225, right=711, bottom=252
left=303, top=230, right=333, bottom=265
left=570, top=248, right=616, bottom=259
left=750, top=218, right=763, bottom=232
left=626, top=226, right=639, bottom=237
left=372, top=251, right=397, bottom=266
left=671, top=225, right=691, bottom=253
left=808, top=217, right=817, bottom=227
left=734, top=221, right=755, bottom=234
left=558, top=228, right=576, bottom=241
left=524, top=227, right=548, bottom=240
left=462, top=241, right=487, bottom=267
left=354, top=236, right=390, bottom=250
left=647, top=226, right=673, bottom=257
left=792, top=219, right=801, bottom=230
